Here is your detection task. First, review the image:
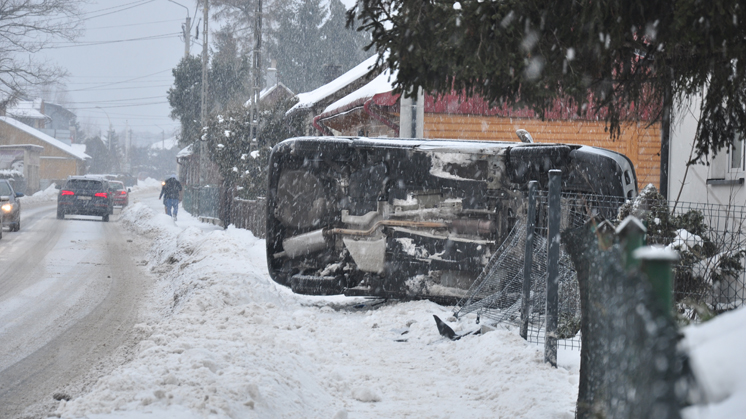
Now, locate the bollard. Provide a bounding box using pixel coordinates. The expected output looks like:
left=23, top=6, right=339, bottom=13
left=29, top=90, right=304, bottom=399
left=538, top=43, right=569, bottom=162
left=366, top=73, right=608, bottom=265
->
left=520, top=180, right=538, bottom=340
left=615, top=216, right=647, bottom=270
left=634, top=246, right=679, bottom=314
left=545, top=170, right=561, bottom=367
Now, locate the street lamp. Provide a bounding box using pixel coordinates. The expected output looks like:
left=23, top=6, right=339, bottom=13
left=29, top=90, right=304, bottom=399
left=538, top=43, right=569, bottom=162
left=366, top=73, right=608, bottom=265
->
left=166, top=0, right=191, bottom=58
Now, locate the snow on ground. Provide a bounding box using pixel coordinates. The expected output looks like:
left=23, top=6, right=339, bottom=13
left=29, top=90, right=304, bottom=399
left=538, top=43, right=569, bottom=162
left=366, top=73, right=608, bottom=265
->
left=54, top=192, right=580, bottom=419
left=681, top=307, right=746, bottom=419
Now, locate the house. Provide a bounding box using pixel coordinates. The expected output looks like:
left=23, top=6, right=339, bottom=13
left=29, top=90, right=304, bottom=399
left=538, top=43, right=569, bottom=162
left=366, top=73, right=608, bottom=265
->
left=0, top=144, right=43, bottom=194
left=297, top=57, right=662, bottom=191
left=286, top=54, right=382, bottom=136
left=250, top=63, right=294, bottom=108
left=669, top=95, right=746, bottom=206
left=0, top=116, right=89, bottom=191
left=6, top=99, right=48, bottom=130
left=41, top=102, right=77, bottom=144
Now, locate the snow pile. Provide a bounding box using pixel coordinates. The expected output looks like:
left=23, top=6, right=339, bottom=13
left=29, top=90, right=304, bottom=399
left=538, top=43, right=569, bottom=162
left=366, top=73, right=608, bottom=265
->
left=17, top=183, right=59, bottom=205
left=54, top=193, right=580, bottom=419
left=132, top=178, right=163, bottom=193
left=681, top=307, right=746, bottom=419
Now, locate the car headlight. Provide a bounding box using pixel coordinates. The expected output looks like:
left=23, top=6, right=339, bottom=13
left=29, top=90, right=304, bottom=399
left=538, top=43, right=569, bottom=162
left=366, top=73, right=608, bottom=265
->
left=1, top=203, right=12, bottom=212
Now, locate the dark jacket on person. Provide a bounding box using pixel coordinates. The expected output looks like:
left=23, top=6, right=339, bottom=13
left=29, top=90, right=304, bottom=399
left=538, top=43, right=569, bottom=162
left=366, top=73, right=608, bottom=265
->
left=159, top=177, right=182, bottom=200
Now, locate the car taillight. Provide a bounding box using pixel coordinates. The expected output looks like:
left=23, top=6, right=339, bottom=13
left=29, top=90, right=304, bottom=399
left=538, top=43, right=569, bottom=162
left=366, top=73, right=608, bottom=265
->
left=119, top=190, right=126, bottom=195
left=95, top=192, right=108, bottom=198
left=61, top=190, right=74, bottom=196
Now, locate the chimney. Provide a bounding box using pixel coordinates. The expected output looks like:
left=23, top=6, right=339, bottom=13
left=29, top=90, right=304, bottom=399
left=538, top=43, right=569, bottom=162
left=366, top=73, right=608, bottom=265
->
left=266, top=59, right=278, bottom=87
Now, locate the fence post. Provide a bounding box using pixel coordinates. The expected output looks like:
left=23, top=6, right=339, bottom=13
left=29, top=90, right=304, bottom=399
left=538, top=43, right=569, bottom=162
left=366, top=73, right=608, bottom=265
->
left=520, top=180, right=538, bottom=340
left=615, top=216, right=647, bottom=271
left=634, top=246, right=678, bottom=314
left=545, top=170, right=561, bottom=367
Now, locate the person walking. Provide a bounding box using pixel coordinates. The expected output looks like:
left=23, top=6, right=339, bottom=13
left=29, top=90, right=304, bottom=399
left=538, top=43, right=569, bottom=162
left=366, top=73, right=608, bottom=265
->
left=159, top=174, right=183, bottom=220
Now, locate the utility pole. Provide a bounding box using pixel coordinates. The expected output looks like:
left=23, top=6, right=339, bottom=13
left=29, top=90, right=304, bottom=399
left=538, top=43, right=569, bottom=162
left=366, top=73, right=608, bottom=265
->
left=250, top=0, right=262, bottom=143
left=167, top=0, right=191, bottom=58
left=199, top=0, right=209, bottom=188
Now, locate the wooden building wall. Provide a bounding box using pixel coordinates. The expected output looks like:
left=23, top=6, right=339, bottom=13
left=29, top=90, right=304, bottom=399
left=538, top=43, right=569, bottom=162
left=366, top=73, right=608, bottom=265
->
left=424, top=114, right=661, bottom=190
left=0, top=121, right=86, bottom=185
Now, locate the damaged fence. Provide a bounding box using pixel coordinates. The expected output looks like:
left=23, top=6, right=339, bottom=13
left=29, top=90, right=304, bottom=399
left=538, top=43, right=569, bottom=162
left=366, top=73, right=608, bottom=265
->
left=454, top=183, right=746, bottom=352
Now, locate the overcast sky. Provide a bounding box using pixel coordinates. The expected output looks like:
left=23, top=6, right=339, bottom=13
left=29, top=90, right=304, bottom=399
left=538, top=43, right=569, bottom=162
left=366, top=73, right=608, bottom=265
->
left=39, top=0, right=199, bottom=142
left=39, top=0, right=359, bottom=144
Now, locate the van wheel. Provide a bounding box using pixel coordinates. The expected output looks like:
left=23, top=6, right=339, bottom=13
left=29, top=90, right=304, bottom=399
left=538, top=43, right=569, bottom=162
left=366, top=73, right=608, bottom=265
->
left=56, top=208, right=64, bottom=219
left=103, top=214, right=109, bottom=222
left=13, top=217, right=19, bottom=231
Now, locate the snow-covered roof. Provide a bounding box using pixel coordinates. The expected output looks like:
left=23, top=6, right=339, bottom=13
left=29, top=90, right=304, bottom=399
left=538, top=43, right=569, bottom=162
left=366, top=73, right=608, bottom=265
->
left=7, top=99, right=48, bottom=120
left=288, top=54, right=380, bottom=114
left=244, top=83, right=294, bottom=107
left=0, top=116, right=90, bottom=160
left=322, top=68, right=397, bottom=114
left=176, top=144, right=193, bottom=158
left=71, top=143, right=87, bottom=156
left=150, top=137, right=178, bottom=150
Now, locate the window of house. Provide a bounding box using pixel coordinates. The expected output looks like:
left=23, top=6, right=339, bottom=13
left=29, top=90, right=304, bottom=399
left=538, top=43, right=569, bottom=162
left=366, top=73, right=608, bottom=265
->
left=730, top=134, right=744, bottom=171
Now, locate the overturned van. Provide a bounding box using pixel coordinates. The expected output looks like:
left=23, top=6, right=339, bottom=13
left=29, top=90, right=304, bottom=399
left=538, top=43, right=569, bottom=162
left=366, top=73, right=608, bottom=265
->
left=266, top=135, right=637, bottom=300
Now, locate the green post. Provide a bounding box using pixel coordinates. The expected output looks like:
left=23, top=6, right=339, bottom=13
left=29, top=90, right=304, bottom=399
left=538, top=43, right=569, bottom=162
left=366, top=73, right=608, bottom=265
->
left=615, top=216, right=647, bottom=270
left=634, top=246, right=679, bottom=314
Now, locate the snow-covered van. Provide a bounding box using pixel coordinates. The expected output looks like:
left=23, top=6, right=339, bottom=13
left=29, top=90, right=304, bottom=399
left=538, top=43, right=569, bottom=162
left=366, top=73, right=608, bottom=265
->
left=266, top=135, right=637, bottom=300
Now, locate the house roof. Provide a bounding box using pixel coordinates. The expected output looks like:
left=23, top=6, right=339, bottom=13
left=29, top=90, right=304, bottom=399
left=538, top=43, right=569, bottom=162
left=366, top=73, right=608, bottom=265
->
left=322, top=69, right=398, bottom=114
left=0, top=116, right=90, bottom=160
left=288, top=54, right=380, bottom=115
left=176, top=144, right=193, bottom=158
left=7, top=99, right=48, bottom=120
left=245, top=83, right=294, bottom=107
left=151, top=137, right=178, bottom=150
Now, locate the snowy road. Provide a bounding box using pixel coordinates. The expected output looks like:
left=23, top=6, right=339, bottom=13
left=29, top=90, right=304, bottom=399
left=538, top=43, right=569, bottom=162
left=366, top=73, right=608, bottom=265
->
left=0, top=200, right=152, bottom=418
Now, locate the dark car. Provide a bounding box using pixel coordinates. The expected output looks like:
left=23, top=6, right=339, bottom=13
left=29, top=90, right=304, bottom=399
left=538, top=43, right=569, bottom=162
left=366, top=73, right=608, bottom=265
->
left=57, top=176, right=114, bottom=222
left=0, top=179, right=23, bottom=233
left=109, top=180, right=130, bottom=207
left=266, top=135, right=638, bottom=300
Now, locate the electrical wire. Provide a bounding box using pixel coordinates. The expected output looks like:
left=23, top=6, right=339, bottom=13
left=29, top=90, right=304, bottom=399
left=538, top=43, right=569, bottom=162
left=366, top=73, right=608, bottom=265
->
left=66, top=69, right=173, bottom=92
left=85, top=18, right=183, bottom=31
left=47, top=32, right=180, bottom=49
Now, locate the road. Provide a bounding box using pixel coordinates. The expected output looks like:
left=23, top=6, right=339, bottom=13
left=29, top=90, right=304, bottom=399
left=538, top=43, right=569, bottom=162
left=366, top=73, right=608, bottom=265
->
left=0, top=202, right=152, bottom=418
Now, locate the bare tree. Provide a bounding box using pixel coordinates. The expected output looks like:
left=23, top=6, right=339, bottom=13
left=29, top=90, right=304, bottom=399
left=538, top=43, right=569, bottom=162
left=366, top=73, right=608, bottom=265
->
left=0, top=0, right=83, bottom=105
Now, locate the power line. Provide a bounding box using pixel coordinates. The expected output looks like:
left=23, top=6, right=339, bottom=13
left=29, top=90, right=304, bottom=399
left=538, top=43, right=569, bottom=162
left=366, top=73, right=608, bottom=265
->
left=78, top=0, right=157, bottom=22
left=73, top=101, right=168, bottom=109
left=66, top=69, right=173, bottom=92
left=73, top=95, right=167, bottom=104
left=47, top=32, right=180, bottom=49
left=85, top=18, right=183, bottom=31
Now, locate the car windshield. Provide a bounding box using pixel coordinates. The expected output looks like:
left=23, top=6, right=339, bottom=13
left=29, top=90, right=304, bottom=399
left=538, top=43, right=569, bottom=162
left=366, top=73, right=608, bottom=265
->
left=111, top=183, right=125, bottom=191
left=0, top=182, right=11, bottom=196
left=65, top=179, right=102, bottom=191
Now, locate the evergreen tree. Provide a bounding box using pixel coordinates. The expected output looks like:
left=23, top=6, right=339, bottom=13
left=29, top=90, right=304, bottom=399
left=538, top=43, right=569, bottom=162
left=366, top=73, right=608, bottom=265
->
left=268, top=0, right=371, bottom=93
left=167, top=56, right=203, bottom=147
left=348, top=0, right=746, bottom=162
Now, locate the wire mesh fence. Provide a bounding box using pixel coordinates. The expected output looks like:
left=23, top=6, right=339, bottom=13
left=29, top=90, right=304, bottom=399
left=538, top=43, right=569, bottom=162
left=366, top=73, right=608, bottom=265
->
left=455, top=186, right=746, bottom=351
left=455, top=191, right=629, bottom=349
left=635, top=197, right=746, bottom=321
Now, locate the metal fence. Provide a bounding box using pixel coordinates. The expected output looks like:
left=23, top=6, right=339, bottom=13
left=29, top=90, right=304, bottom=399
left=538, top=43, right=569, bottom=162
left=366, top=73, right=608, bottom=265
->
left=455, top=189, right=629, bottom=349
left=183, top=185, right=221, bottom=220
left=230, top=197, right=266, bottom=238
left=455, top=187, right=746, bottom=350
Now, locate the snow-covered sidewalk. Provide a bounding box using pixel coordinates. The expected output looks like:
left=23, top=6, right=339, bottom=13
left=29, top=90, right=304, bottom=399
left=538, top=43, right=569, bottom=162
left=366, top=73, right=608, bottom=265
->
left=54, top=185, right=582, bottom=419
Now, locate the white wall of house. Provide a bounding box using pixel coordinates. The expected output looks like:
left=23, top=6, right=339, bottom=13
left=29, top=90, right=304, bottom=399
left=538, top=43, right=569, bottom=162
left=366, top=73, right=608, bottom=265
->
left=669, top=95, right=746, bottom=206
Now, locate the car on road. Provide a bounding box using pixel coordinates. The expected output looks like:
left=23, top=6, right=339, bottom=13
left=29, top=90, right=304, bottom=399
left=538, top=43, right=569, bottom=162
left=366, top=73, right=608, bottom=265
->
left=57, top=176, right=114, bottom=222
left=109, top=180, right=130, bottom=207
left=0, top=179, right=23, bottom=233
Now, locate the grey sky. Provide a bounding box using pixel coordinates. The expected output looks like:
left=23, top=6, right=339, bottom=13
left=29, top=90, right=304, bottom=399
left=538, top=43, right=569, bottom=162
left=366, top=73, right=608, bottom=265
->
left=39, top=0, right=360, bottom=143
left=40, top=0, right=195, bottom=141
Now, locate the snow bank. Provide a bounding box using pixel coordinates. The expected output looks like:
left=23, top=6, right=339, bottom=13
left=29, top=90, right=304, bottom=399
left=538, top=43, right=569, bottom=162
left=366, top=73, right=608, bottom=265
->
left=17, top=183, right=59, bottom=205
left=681, top=307, right=746, bottom=419
left=55, top=194, right=580, bottom=419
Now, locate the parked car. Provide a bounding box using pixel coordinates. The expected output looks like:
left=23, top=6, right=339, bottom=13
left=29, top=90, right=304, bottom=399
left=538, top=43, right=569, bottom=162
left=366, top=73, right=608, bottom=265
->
left=109, top=180, right=130, bottom=207
left=0, top=179, right=23, bottom=232
left=57, top=176, right=114, bottom=222
left=266, top=135, right=638, bottom=300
